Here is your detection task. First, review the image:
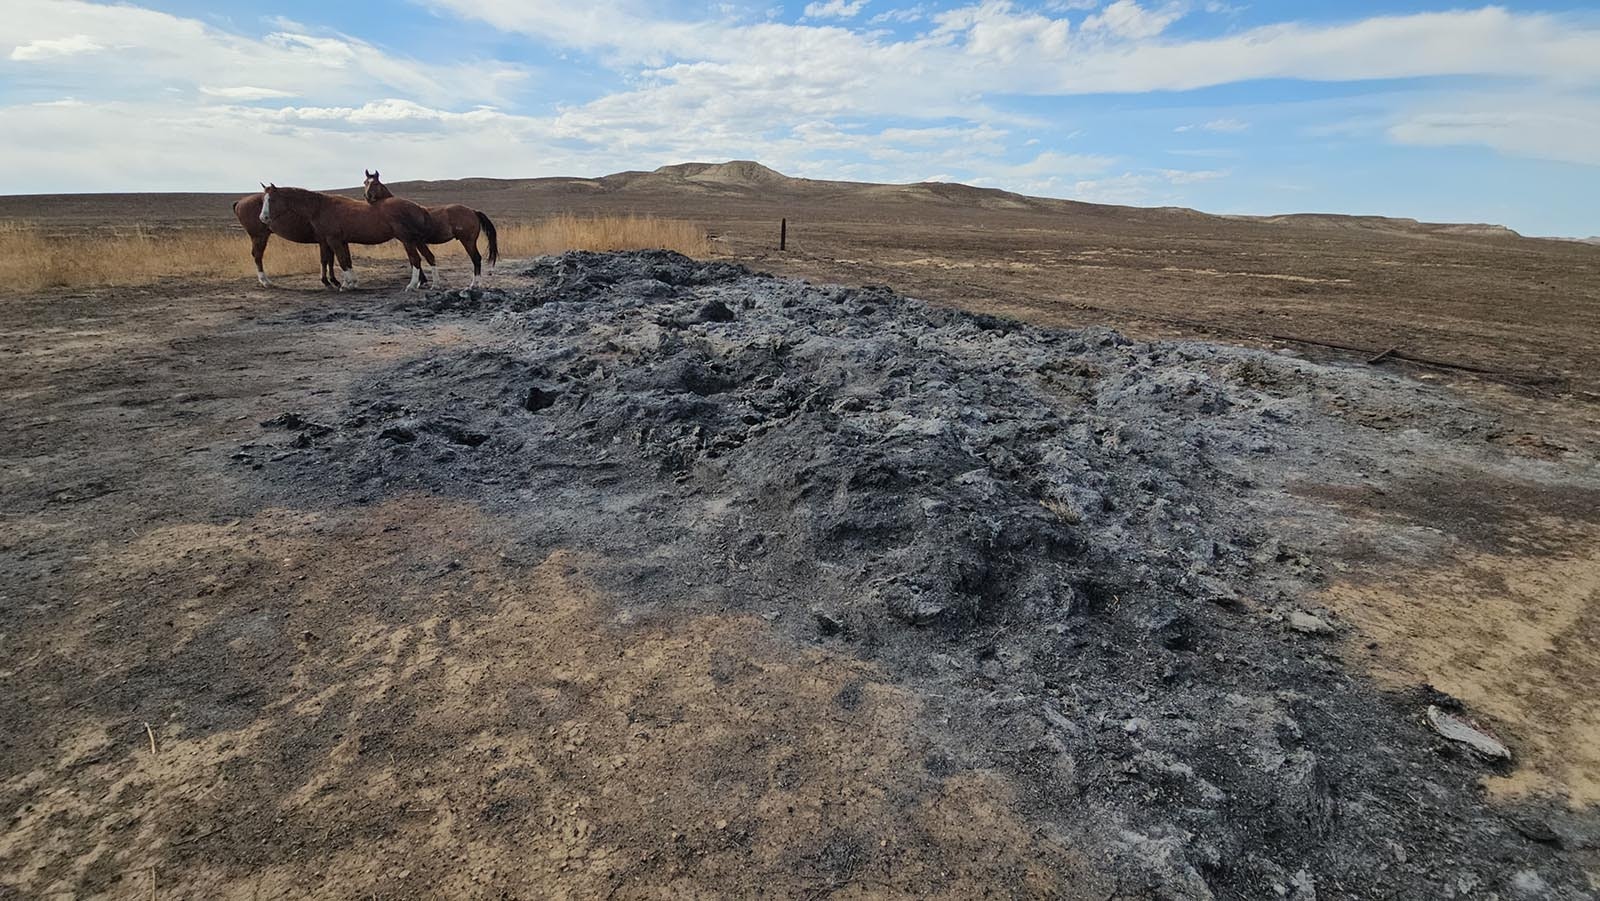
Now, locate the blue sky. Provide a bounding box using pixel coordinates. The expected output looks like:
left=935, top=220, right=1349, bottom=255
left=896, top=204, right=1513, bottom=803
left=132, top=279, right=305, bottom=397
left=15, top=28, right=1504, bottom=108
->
left=3, top=1, right=1599, bottom=235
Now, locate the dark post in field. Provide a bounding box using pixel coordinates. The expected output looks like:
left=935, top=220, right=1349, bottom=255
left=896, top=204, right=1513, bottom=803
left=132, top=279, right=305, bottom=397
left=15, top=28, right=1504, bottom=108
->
left=780, top=218, right=787, bottom=252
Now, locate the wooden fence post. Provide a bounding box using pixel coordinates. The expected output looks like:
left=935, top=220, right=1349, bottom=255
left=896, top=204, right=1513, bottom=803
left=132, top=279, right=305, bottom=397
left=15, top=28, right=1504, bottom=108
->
left=780, top=218, right=787, bottom=252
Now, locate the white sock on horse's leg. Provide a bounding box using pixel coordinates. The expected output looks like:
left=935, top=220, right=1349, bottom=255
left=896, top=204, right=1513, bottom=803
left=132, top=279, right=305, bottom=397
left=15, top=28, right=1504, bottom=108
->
left=342, top=268, right=357, bottom=288
left=428, top=266, right=437, bottom=286
left=405, top=266, right=421, bottom=291
left=257, top=271, right=271, bottom=287
left=469, top=274, right=480, bottom=289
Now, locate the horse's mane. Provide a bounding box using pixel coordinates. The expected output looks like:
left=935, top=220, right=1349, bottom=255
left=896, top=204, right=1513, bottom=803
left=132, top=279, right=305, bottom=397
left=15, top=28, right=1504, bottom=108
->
left=271, top=186, right=325, bottom=203
left=262, top=186, right=333, bottom=214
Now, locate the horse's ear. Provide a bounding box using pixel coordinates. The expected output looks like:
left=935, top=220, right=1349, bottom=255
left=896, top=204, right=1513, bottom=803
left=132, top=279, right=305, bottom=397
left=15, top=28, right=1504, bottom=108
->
left=373, top=170, right=380, bottom=179
left=261, top=182, right=268, bottom=191
left=365, top=169, right=374, bottom=179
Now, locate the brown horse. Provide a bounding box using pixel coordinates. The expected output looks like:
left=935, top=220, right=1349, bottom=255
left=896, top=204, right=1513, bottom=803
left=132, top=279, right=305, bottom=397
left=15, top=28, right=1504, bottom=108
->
left=233, top=192, right=321, bottom=287
left=362, top=171, right=499, bottom=288
left=258, top=183, right=433, bottom=290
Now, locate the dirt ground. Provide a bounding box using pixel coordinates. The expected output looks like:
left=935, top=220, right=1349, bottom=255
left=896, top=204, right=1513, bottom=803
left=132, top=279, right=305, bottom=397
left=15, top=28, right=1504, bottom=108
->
left=3, top=180, right=1599, bottom=898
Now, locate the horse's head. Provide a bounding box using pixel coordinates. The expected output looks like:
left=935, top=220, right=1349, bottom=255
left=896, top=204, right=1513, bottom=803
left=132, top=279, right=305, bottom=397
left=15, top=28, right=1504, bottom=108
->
left=258, top=183, right=278, bottom=225
left=362, top=169, right=392, bottom=203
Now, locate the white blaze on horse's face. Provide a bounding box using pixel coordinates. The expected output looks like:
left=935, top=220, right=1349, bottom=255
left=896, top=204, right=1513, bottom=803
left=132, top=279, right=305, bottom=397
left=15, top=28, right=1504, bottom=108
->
left=259, top=192, right=271, bottom=225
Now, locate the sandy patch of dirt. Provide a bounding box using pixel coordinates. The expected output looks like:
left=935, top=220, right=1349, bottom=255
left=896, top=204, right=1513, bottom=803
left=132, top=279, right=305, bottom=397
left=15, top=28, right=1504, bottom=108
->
left=1321, top=523, right=1600, bottom=804
left=886, top=257, right=1044, bottom=272
left=1157, top=267, right=1353, bottom=285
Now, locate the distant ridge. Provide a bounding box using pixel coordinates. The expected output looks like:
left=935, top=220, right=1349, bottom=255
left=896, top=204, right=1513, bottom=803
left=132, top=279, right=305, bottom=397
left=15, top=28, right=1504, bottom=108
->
left=366, top=161, right=1537, bottom=243
left=1239, top=213, right=1523, bottom=239
left=4, top=159, right=1535, bottom=244
left=649, top=160, right=795, bottom=187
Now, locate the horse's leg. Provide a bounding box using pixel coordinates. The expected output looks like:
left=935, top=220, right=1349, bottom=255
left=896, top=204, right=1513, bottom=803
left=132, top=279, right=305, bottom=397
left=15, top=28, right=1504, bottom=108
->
left=252, top=232, right=272, bottom=287
left=462, top=237, right=483, bottom=290
left=402, top=242, right=423, bottom=292
left=337, top=243, right=358, bottom=289
left=321, top=242, right=343, bottom=291
left=318, top=243, right=331, bottom=288
left=420, top=244, right=438, bottom=287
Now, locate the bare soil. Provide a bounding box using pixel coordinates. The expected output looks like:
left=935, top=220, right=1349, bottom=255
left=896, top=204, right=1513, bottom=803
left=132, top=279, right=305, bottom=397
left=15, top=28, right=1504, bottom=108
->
left=3, top=172, right=1599, bottom=899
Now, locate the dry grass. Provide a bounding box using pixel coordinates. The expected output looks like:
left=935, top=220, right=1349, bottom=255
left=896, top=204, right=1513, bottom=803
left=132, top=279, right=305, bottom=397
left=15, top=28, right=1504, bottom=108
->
left=503, top=215, right=711, bottom=257
left=0, top=221, right=271, bottom=294
left=0, top=214, right=711, bottom=294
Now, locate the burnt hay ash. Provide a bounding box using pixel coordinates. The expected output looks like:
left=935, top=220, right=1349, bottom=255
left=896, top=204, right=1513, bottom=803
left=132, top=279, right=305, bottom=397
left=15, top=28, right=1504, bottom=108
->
left=249, top=251, right=1596, bottom=900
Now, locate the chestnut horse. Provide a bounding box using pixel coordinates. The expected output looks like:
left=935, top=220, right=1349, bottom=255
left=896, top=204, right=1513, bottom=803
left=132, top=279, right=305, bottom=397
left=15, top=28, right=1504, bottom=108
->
left=258, top=184, right=432, bottom=291
left=233, top=192, right=320, bottom=287
left=362, top=171, right=499, bottom=288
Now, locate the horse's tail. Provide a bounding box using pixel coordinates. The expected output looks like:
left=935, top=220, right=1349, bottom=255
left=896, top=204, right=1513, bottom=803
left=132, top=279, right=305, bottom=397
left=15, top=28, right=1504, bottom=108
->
left=475, top=210, right=498, bottom=267
left=231, top=199, right=238, bottom=213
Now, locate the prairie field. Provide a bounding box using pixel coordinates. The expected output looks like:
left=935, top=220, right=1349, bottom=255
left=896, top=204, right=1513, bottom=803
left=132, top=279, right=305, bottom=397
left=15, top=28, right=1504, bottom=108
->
left=2, top=164, right=1599, bottom=900
left=0, top=214, right=710, bottom=293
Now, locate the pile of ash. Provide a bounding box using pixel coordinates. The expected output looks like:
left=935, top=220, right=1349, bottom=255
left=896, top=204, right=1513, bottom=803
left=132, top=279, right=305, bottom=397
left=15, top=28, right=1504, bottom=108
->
left=251, top=251, right=1595, bottom=899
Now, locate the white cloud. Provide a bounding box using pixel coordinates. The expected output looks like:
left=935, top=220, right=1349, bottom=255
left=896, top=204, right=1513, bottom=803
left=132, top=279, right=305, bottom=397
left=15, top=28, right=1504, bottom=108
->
left=869, top=4, right=928, bottom=25
left=1388, top=95, right=1600, bottom=167
left=1004, top=150, right=1118, bottom=177
left=10, top=33, right=103, bottom=60
left=804, top=0, right=868, bottom=20
left=3, top=0, right=527, bottom=107
left=932, top=3, right=1074, bottom=61
left=1158, top=167, right=1228, bottom=184
left=1175, top=118, right=1250, bottom=133
left=1063, top=167, right=1227, bottom=204
left=0, top=97, right=590, bottom=193
left=408, top=0, right=716, bottom=63
left=1081, top=1, right=1181, bottom=40
left=200, top=85, right=298, bottom=100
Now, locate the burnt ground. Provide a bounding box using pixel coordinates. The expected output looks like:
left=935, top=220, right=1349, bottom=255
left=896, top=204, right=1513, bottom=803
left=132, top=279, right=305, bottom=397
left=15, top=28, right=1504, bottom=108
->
left=2, top=246, right=1599, bottom=899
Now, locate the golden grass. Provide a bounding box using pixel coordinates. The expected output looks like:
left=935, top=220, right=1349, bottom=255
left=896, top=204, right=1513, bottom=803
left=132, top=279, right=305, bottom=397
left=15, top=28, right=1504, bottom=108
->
left=0, top=214, right=712, bottom=294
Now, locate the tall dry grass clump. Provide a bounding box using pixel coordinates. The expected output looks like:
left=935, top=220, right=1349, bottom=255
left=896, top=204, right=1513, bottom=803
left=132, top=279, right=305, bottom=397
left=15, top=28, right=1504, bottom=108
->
left=0, top=214, right=710, bottom=295
left=504, top=214, right=711, bottom=257
left=0, top=221, right=318, bottom=294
